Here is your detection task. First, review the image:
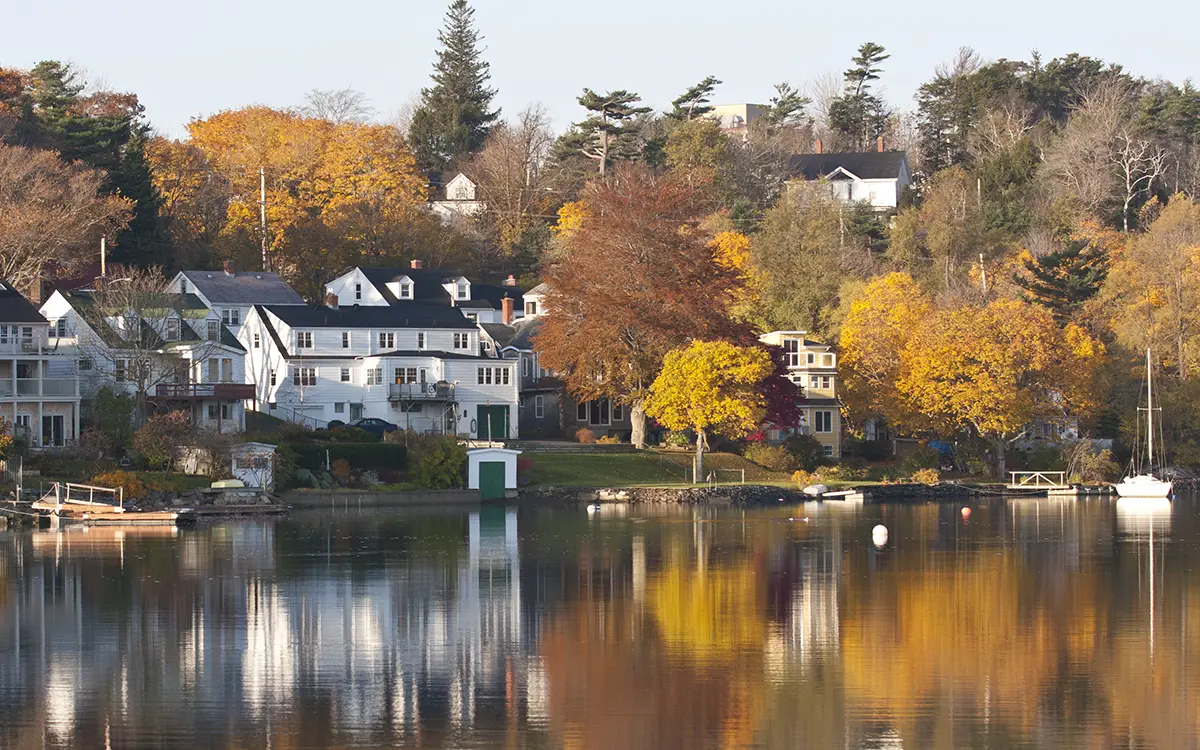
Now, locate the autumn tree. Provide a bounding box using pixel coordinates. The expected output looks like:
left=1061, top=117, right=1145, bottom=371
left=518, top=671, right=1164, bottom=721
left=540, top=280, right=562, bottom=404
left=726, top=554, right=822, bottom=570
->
left=0, top=143, right=131, bottom=294
left=889, top=166, right=993, bottom=292
left=536, top=166, right=745, bottom=447
left=646, top=340, right=771, bottom=480
left=407, top=0, right=499, bottom=175
left=665, top=117, right=734, bottom=191
left=469, top=105, right=555, bottom=253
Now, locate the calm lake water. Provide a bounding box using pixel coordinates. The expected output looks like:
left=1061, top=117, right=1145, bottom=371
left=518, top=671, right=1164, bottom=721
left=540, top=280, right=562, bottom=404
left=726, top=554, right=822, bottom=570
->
left=1, top=496, right=1198, bottom=749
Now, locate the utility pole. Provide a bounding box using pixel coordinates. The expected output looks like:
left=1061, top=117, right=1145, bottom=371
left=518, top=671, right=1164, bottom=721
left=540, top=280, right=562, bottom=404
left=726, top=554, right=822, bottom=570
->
left=979, top=252, right=987, bottom=296
left=259, top=167, right=268, bottom=272
left=100, top=237, right=107, bottom=278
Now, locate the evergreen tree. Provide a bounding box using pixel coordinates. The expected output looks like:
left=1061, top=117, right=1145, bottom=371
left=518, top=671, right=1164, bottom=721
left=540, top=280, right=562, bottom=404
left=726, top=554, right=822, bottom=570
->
left=557, top=89, right=650, bottom=176
left=1013, top=239, right=1109, bottom=324
left=668, top=76, right=721, bottom=121
left=760, top=82, right=810, bottom=129
left=828, top=42, right=891, bottom=150
left=407, top=0, right=499, bottom=176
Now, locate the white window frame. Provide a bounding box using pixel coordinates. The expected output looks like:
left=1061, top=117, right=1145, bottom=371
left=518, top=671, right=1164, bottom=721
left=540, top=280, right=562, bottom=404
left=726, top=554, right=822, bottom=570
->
left=417, top=332, right=426, bottom=350
left=815, top=410, right=833, bottom=433
left=354, top=283, right=362, bottom=301
left=379, top=332, right=394, bottom=349
left=399, top=282, right=412, bottom=299
left=340, top=367, right=351, bottom=383
left=453, top=332, right=469, bottom=350
left=342, top=331, right=350, bottom=348
left=334, top=402, right=345, bottom=414
left=222, top=308, right=240, bottom=326
left=292, top=367, right=317, bottom=387
left=535, top=395, right=544, bottom=419
left=296, top=331, right=313, bottom=349
left=253, top=333, right=260, bottom=349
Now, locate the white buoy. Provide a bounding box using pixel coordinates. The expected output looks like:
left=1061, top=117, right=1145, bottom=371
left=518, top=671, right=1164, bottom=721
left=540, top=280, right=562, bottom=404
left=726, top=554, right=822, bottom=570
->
left=872, top=524, right=888, bottom=548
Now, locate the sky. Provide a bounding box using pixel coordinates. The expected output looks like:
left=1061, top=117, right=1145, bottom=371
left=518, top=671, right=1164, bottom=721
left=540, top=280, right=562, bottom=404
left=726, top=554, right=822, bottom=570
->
left=6, top=0, right=1199, bottom=138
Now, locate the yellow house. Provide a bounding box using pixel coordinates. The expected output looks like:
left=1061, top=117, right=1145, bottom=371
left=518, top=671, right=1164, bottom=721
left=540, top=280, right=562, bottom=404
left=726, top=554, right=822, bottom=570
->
left=758, top=331, right=841, bottom=459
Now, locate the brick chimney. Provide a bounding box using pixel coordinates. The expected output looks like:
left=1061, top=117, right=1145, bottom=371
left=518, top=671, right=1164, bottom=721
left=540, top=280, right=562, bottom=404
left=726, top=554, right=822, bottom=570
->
left=325, top=292, right=338, bottom=309
left=877, top=135, right=885, bottom=153
left=410, top=259, right=423, bottom=270
left=814, top=138, right=822, bottom=154
left=501, top=296, right=514, bottom=325
left=223, top=260, right=234, bottom=276
left=503, top=274, right=517, bottom=287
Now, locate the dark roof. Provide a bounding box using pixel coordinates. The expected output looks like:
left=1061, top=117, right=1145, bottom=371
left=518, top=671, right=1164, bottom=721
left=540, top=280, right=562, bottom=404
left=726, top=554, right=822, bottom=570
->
left=494, top=317, right=543, bottom=352
left=66, top=290, right=244, bottom=352
left=480, top=323, right=515, bottom=348
left=180, top=271, right=305, bottom=305
left=368, top=350, right=490, bottom=361
left=357, top=267, right=521, bottom=311
left=789, top=151, right=908, bottom=181
left=260, top=303, right=477, bottom=330
left=0, top=282, right=48, bottom=324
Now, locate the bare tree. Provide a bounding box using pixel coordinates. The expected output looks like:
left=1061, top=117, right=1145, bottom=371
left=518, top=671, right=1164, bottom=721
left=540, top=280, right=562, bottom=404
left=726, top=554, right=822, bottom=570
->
left=970, top=96, right=1035, bottom=161
left=1113, top=128, right=1169, bottom=231
left=0, top=144, right=131, bottom=295
left=302, top=87, right=373, bottom=124
left=805, top=72, right=843, bottom=144
left=470, top=104, right=555, bottom=252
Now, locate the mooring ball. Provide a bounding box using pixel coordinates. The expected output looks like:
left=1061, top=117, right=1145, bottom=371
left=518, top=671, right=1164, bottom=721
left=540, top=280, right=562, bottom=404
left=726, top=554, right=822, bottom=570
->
left=872, top=525, right=888, bottom=547
left=961, top=507, right=972, bottom=519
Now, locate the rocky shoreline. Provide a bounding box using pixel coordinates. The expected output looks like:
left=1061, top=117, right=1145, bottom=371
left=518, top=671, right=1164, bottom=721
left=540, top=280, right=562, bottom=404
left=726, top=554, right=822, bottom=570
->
left=518, top=482, right=983, bottom=505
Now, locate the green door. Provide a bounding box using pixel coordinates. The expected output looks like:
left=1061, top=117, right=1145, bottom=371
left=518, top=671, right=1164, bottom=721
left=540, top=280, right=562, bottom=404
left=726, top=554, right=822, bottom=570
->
left=477, top=405, right=510, bottom=440
left=479, top=461, right=506, bottom=500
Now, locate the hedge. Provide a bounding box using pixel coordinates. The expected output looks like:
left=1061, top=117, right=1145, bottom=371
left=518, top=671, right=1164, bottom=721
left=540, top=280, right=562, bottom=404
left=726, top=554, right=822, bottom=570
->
left=284, top=442, right=407, bottom=472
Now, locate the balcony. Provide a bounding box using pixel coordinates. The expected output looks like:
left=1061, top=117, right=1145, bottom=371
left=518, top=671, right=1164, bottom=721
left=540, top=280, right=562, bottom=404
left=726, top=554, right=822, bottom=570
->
left=388, top=382, right=455, bottom=402
left=154, top=383, right=257, bottom=400
left=0, top=379, right=78, bottom=398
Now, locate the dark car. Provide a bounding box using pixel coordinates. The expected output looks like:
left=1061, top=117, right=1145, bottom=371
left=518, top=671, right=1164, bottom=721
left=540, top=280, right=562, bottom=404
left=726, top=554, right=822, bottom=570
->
left=348, top=417, right=399, bottom=437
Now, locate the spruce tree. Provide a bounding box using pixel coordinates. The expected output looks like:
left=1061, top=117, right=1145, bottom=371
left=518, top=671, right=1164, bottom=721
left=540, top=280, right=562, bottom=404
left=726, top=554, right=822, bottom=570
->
left=408, top=0, right=499, bottom=177
left=1013, top=239, right=1109, bottom=324
left=828, top=42, right=891, bottom=150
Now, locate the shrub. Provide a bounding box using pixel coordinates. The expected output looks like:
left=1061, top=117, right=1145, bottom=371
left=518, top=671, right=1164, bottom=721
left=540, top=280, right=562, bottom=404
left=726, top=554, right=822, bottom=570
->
left=745, top=430, right=766, bottom=443
left=899, top=445, right=940, bottom=474
left=284, top=442, right=407, bottom=472
left=359, top=470, right=380, bottom=488
left=516, top=457, right=534, bottom=475
left=132, top=411, right=192, bottom=469
left=596, top=435, right=622, bottom=445
left=662, top=431, right=690, bottom=448
left=85, top=388, right=135, bottom=452
left=824, top=464, right=868, bottom=481
left=843, top=436, right=891, bottom=461
left=575, top=428, right=598, bottom=444
left=90, top=470, right=147, bottom=501
left=331, top=458, right=352, bottom=484
left=784, top=434, right=827, bottom=472
left=792, top=469, right=825, bottom=488
left=407, top=434, right=467, bottom=489
left=744, top=443, right=795, bottom=472
left=1075, top=448, right=1120, bottom=483
left=911, top=467, right=941, bottom=485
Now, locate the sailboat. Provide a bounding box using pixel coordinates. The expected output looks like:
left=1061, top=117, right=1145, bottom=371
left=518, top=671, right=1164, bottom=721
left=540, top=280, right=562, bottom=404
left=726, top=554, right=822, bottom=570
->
left=1115, top=347, right=1173, bottom=499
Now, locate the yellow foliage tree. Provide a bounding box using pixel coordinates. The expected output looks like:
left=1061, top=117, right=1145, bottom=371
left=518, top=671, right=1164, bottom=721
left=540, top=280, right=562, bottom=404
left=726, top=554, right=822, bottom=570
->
left=710, top=230, right=762, bottom=326
left=645, top=340, right=772, bottom=481
left=553, top=200, right=588, bottom=238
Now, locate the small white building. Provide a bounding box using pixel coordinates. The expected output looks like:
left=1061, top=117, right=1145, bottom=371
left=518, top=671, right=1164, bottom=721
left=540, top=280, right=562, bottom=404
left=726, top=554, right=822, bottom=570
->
left=431, top=173, right=485, bottom=222
left=788, top=146, right=911, bottom=211
left=239, top=302, right=518, bottom=439
left=233, top=442, right=277, bottom=490
left=467, top=447, right=521, bottom=500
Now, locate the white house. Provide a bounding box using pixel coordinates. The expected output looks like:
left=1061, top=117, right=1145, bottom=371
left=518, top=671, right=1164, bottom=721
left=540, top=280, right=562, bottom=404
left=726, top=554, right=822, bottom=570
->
left=0, top=281, right=81, bottom=448
left=431, top=173, right=485, bottom=222
left=758, top=331, right=842, bottom=458
left=239, top=302, right=519, bottom=439
left=324, top=262, right=524, bottom=327
left=167, top=264, right=306, bottom=336
left=788, top=143, right=911, bottom=211
left=40, top=288, right=252, bottom=433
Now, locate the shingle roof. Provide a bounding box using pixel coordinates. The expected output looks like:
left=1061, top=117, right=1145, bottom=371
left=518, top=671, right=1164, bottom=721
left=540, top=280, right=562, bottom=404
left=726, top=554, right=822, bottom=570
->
left=0, top=281, right=48, bottom=324
left=524, top=282, right=550, bottom=296
left=495, top=317, right=543, bottom=352
left=260, top=303, right=477, bottom=330
left=470, top=283, right=523, bottom=311
left=357, top=267, right=521, bottom=311
left=481, top=323, right=516, bottom=348
left=180, top=271, right=305, bottom=305
left=789, top=151, right=908, bottom=181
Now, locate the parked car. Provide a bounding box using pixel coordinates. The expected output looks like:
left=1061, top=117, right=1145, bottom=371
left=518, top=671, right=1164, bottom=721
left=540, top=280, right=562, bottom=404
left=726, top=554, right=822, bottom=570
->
left=348, top=417, right=398, bottom=437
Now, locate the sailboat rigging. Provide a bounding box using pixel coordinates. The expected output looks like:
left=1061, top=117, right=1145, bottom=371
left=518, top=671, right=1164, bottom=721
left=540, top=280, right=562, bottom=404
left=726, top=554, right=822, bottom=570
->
left=1115, top=347, right=1173, bottom=499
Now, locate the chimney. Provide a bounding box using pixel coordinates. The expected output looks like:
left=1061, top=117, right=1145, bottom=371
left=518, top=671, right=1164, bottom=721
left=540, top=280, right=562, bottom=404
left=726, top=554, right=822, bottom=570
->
left=325, top=292, right=338, bottom=309
left=503, top=274, right=517, bottom=287
left=814, top=138, right=822, bottom=154
left=501, top=296, right=514, bottom=325
left=410, top=259, right=423, bottom=270
left=877, top=135, right=885, bottom=153
left=223, top=260, right=234, bottom=276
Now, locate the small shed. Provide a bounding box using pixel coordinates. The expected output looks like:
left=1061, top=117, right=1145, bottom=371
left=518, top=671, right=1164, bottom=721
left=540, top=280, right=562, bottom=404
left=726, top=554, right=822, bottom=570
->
left=232, top=442, right=277, bottom=490
left=467, top=447, right=522, bottom=500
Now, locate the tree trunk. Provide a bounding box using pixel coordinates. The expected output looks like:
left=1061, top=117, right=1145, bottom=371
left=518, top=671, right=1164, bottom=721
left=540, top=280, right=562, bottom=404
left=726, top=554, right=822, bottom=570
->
left=694, top=428, right=707, bottom=484
left=630, top=400, right=647, bottom=449
left=993, top=436, right=1007, bottom=480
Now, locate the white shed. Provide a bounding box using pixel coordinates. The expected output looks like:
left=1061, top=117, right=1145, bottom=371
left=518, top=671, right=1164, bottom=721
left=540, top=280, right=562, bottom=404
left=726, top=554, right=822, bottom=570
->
left=467, top=447, right=522, bottom=500
left=232, top=442, right=277, bottom=490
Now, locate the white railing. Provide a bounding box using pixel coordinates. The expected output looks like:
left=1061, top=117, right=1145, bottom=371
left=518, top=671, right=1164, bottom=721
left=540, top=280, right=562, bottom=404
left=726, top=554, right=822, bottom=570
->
left=1008, top=471, right=1069, bottom=490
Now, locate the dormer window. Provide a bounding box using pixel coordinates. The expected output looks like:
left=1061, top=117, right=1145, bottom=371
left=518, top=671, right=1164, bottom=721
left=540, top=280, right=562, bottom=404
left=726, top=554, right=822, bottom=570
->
left=207, top=320, right=219, bottom=341
left=53, top=319, right=68, bottom=338
left=525, top=300, right=538, bottom=316
left=399, top=282, right=412, bottom=299
left=222, top=308, right=239, bottom=326
left=166, top=318, right=180, bottom=341
left=456, top=281, right=468, bottom=300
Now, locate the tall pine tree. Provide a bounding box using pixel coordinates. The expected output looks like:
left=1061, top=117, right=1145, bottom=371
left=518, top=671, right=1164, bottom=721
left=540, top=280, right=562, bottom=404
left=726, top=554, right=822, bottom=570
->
left=828, top=42, right=891, bottom=150
left=408, top=0, right=499, bottom=178
left=1013, top=239, right=1109, bottom=324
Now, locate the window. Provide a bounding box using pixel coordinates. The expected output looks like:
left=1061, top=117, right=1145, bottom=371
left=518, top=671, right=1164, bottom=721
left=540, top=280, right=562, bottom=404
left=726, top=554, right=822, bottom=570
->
left=522, top=357, right=531, bottom=377
left=269, top=369, right=276, bottom=386
left=481, top=341, right=491, bottom=353
left=577, top=402, right=587, bottom=421
left=821, top=375, right=832, bottom=389
left=453, top=333, right=469, bottom=350
left=292, top=367, right=317, bottom=387
left=354, top=283, right=362, bottom=301
left=366, top=367, right=383, bottom=385
left=465, top=313, right=478, bottom=323
left=334, top=402, right=345, bottom=414
left=399, top=282, right=412, bottom=299
left=340, top=367, right=351, bottom=383
left=588, top=399, right=611, bottom=426
left=806, top=353, right=816, bottom=365
left=395, top=367, right=418, bottom=384
left=207, top=320, right=220, bottom=341
left=296, top=331, right=313, bottom=349
left=525, top=301, right=538, bottom=316
left=79, top=358, right=93, bottom=371
left=417, top=332, right=426, bottom=350
left=476, top=366, right=510, bottom=385
left=207, top=404, right=217, bottom=420
left=810, top=375, right=820, bottom=388
left=784, top=339, right=799, bottom=367
left=221, top=359, right=233, bottom=382
left=456, top=280, right=468, bottom=299
left=822, top=445, right=834, bottom=457
left=222, top=308, right=240, bottom=326
left=208, top=359, right=219, bottom=383
left=53, top=319, right=68, bottom=337
left=222, top=403, right=233, bottom=420
left=815, top=411, right=833, bottom=433
left=253, top=333, right=260, bottom=349
left=342, top=332, right=350, bottom=348
left=399, top=403, right=422, bottom=413
left=613, top=403, right=624, bottom=422
left=822, top=354, right=834, bottom=367
left=379, top=332, right=394, bottom=349
left=535, top=395, right=545, bottom=419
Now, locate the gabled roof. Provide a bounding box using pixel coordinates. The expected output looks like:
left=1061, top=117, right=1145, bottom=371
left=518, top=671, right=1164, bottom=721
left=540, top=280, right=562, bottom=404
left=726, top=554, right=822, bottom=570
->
left=524, top=282, right=550, bottom=296
left=357, top=267, right=521, bottom=311
left=480, top=323, right=516, bottom=349
left=179, top=270, right=305, bottom=305
left=495, top=317, right=543, bottom=352
left=259, top=303, right=477, bottom=330
left=64, top=290, right=244, bottom=352
left=0, top=281, right=48, bottom=324
left=470, top=283, right=523, bottom=311
left=789, top=151, right=908, bottom=181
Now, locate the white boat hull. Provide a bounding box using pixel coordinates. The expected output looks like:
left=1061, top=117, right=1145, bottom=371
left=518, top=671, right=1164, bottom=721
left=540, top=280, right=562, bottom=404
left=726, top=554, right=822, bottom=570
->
left=1114, top=474, right=1173, bottom=499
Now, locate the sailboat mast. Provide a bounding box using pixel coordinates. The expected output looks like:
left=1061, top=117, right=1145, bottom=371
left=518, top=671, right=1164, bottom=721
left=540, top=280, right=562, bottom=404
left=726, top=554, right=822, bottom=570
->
left=1146, top=346, right=1154, bottom=470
